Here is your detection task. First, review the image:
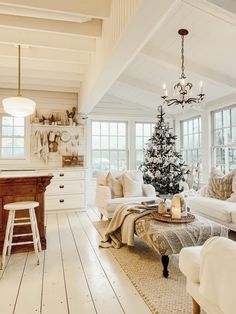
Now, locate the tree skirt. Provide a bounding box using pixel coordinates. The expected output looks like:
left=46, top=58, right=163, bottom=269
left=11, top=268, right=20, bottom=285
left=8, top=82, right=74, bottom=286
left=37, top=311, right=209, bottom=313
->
left=93, top=220, right=194, bottom=314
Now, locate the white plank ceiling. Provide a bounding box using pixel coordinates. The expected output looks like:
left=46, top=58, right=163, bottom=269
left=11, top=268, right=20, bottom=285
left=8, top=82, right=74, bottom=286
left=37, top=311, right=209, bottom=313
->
left=100, top=0, right=236, bottom=115
left=0, top=0, right=109, bottom=93
left=0, top=0, right=236, bottom=115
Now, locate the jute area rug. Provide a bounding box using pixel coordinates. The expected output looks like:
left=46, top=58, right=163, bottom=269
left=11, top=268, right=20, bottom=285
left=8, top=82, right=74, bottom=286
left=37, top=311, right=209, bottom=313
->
left=93, top=220, right=195, bottom=314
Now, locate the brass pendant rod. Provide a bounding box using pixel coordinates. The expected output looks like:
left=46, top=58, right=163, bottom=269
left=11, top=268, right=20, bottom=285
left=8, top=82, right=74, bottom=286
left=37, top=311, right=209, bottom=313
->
left=17, top=45, right=21, bottom=96
left=181, top=35, right=185, bottom=79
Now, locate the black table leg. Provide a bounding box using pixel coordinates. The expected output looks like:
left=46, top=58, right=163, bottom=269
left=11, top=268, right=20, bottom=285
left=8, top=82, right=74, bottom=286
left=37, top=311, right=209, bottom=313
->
left=161, top=255, right=169, bottom=278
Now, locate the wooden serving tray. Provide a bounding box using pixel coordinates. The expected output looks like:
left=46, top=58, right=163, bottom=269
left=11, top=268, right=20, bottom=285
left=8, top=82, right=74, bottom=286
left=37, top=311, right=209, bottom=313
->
left=150, top=212, right=195, bottom=223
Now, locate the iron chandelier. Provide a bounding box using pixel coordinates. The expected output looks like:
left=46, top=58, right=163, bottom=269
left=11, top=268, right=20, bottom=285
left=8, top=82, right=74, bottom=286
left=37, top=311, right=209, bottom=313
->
left=161, top=29, right=205, bottom=108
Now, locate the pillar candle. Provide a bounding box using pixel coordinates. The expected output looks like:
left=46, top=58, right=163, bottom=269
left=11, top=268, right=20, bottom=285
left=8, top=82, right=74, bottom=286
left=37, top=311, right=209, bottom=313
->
left=171, top=206, right=181, bottom=219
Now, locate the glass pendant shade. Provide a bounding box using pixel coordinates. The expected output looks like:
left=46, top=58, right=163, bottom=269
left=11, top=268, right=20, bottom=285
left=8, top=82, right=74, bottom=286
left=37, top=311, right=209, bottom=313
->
left=2, top=45, right=36, bottom=117
left=2, top=96, right=36, bottom=117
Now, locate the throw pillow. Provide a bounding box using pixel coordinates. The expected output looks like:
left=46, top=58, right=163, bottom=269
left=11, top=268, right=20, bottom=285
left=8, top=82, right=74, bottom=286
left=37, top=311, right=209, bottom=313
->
left=106, top=172, right=123, bottom=198
left=227, top=193, right=236, bottom=202
left=227, top=174, right=236, bottom=202
left=121, top=172, right=143, bottom=197
left=125, top=170, right=144, bottom=184
left=207, top=168, right=235, bottom=200
left=232, top=174, right=236, bottom=193
left=197, top=185, right=208, bottom=197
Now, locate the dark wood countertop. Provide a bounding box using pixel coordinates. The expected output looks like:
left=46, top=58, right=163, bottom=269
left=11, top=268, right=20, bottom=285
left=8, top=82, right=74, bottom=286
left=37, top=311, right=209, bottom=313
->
left=0, top=175, right=53, bottom=253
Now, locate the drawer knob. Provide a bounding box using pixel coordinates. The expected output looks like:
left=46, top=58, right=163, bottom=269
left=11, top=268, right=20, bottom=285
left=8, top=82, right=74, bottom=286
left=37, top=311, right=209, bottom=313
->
left=59, top=185, right=64, bottom=189
left=59, top=199, right=64, bottom=203
left=59, top=173, right=64, bottom=177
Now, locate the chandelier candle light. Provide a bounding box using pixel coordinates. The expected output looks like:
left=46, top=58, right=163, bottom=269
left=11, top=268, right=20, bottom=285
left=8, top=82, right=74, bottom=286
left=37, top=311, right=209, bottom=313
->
left=161, top=29, right=205, bottom=108
left=2, top=45, right=36, bottom=117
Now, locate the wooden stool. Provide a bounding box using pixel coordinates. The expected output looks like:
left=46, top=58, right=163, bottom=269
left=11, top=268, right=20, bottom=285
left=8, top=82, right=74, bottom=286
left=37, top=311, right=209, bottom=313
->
left=1, top=201, right=41, bottom=270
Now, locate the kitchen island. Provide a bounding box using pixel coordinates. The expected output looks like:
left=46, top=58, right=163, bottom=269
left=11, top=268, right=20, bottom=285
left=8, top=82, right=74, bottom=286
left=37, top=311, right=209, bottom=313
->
left=0, top=172, right=53, bottom=253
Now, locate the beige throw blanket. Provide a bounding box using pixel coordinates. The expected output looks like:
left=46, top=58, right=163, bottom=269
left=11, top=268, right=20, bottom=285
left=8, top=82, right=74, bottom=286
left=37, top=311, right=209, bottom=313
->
left=100, top=203, right=155, bottom=249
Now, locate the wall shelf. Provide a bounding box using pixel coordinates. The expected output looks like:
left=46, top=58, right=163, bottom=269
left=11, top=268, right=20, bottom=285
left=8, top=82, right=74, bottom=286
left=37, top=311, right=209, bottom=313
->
left=31, top=124, right=84, bottom=128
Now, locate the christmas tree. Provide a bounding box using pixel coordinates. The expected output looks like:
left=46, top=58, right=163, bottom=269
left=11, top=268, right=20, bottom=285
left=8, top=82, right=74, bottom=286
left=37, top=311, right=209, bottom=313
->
left=140, top=105, right=188, bottom=195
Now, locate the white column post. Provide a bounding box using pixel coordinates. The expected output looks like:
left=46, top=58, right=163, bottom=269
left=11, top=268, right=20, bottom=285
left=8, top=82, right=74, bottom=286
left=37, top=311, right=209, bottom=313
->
left=128, top=119, right=136, bottom=170
left=200, top=111, right=211, bottom=184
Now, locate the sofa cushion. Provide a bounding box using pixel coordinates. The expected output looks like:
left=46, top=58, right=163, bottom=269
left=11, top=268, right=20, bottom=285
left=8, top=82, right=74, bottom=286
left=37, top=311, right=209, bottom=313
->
left=121, top=172, right=143, bottom=197
left=230, top=208, right=236, bottom=224
left=97, top=171, right=123, bottom=186
left=97, top=170, right=143, bottom=186
left=179, top=246, right=201, bottom=283
left=227, top=175, right=236, bottom=202
left=186, top=196, right=234, bottom=223
left=106, top=172, right=123, bottom=198
left=143, top=184, right=156, bottom=197
left=207, top=168, right=235, bottom=200
left=105, top=196, right=157, bottom=217
left=232, top=174, right=236, bottom=193
left=227, top=193, right=236, bottom=202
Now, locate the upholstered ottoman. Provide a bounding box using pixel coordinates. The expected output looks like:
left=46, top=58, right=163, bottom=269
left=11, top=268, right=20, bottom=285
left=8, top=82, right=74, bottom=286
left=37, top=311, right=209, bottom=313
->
left=135, top=215, right=228, bottom=278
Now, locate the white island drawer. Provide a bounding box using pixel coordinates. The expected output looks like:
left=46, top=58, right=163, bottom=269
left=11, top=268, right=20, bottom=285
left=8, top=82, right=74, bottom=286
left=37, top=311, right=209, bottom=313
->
left=45, top=194, right=85, bottom=211
left=46, top=181, right=84, bottom=195
left=51, top=170, right=84, bottom=180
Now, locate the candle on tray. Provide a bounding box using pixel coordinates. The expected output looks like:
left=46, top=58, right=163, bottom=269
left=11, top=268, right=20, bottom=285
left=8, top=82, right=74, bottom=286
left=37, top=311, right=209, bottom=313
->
left=199, top=81, right=203, bottom=94
left=171, top=206, right=181, bottom=219
left=158, top=198, right=167, bottom=214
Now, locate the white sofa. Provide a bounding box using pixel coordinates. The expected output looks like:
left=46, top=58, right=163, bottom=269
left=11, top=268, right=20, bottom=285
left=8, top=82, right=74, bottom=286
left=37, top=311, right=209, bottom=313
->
left=96, top=170, right=156, bottom=219
left=186, top=196, right=236, bottom=231
left=185, top=168, right=236, bottom=231
left=179, top=237, right=236, bottom=314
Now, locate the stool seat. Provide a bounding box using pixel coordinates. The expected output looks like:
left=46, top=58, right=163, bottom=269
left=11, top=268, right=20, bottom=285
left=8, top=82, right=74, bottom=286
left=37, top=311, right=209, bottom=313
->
left=4, top=201, right=39, bottom=210
left=1, top=201, right=41, bottom=270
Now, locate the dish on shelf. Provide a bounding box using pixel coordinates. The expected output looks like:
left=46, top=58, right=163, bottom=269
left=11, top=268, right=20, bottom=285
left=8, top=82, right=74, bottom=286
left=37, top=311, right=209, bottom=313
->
left=61, top=131, right=71, bottom=142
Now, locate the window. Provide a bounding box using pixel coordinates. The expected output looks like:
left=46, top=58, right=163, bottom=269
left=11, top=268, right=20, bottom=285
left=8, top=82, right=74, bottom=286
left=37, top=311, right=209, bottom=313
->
left=212, top=106, right=236, bottom=173
left=135, top=122, right=155, bottom=168
left=0, top=115, right=25, bottom=159
left=180, top=116, right=201, bottom=164
left=91, top=121, right=128, bottom=176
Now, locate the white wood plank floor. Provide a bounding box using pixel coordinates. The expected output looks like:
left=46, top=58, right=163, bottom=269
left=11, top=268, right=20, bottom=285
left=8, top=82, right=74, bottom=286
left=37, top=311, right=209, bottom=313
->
left=0, top=209, right=151, bottom=314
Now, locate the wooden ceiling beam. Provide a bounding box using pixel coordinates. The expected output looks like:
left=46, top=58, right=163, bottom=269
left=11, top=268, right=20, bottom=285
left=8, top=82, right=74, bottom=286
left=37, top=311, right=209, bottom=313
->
left=0, top=0, right=111, bottom=19
left=141, top=45, right=236, bottom=91
left=0, top=43, right=91, bottom=63
left=0, top=77, right=80, bottom=92
left=118, top=75, right=163, bottom=96
left=0, top=14, right=102, bottom=37
left=0, top=4, right=91, bottom=22
left=0, top=56, right=87, bottom=73
left=0, top=27, right=96, bottom=51
left=185, top=0, right=236, bottom=17
left=80, top=0, right=181, bottom=113
left=101, top=93, right=157, bottom=112
left=0, top=82, right=80, bottom=93
left=0, top=67, right=84, bottom=81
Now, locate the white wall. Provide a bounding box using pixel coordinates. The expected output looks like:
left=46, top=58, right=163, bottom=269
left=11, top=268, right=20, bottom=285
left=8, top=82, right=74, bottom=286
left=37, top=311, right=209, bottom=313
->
left=175, top=94, right=236, bottom=184
left=0, top=88, right=79, bottom=169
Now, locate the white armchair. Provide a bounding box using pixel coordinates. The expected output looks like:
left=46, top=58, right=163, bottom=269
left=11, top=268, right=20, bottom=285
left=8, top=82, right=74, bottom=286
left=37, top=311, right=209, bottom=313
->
left=179, top=237, right=236, bottom=314
left=96, top=170, right=156, bottom=219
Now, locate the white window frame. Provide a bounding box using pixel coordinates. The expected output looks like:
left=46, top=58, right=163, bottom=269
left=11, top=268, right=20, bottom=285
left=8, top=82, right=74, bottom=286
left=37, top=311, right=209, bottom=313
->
left=180, top=116, right=201, bottom=165
left=0, top=114, right=30, bottom=165
left=135, top=122, right=155, bottom=168
left=211, top=104, right=236, bottom=173
left=91, top=120, right=129, bottom=176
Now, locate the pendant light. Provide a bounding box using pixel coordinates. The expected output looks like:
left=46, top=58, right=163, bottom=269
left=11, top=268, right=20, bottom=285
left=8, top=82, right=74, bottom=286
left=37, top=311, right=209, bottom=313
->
left=2, top=45, right=36, bottom=117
